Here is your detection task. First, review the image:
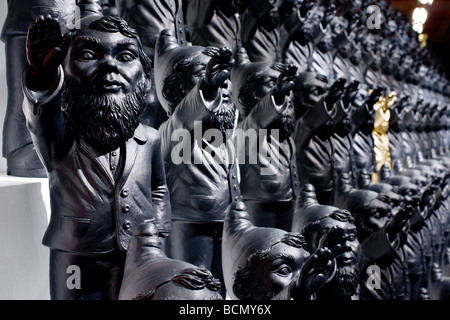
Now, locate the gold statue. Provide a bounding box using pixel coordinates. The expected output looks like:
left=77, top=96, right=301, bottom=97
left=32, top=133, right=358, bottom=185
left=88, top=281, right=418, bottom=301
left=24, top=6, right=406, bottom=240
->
left=372, top=91, right=397, bottom=181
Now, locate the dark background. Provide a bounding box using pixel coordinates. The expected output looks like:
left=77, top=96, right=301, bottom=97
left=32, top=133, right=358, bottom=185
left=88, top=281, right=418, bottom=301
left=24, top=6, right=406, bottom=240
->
left=390, top=0, right=450, bottom=79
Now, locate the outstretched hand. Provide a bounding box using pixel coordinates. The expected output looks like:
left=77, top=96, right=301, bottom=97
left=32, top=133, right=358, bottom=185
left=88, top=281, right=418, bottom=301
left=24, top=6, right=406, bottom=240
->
left=295, top=229, right=338, bottom=299
left=26, top=15, right=72, bottom=90
left=367, top=86, right=384, bottom=108
left=202, top=47, right=234, bottom=99
left=326, top=77, right=346, bottom=106
left=273, top=64, right=297, bottom=104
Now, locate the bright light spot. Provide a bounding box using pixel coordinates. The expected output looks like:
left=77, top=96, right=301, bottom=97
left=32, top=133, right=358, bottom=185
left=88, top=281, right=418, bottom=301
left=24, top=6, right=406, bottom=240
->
left=418, top=0, right=433, bottom=5
left=412, top=7, right=428, bottom=25
left=412, top=22, right=424, bottom=34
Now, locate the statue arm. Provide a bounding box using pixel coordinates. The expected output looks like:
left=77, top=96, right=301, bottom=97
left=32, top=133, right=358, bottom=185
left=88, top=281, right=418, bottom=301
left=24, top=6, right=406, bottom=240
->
left=359, top=225, right=399, bottom=269
left=150, top=130, right=172, bottom=237
left=158, top=82, right=222, bottom=158
left=22, top=65, right=69, bottom=171
left=295, top=97, right=335, bottom=149
left=240, top=91, right=288, bottom=131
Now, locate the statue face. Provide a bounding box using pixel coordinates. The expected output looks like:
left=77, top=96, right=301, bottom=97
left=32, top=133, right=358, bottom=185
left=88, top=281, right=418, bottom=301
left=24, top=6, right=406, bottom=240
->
left=65, top=28, right=145, bottom=97
left=330, top=16, right=346, bottom=37
left=362, top=34, right=376, bottom=53
left=253, top=67, right=281, bottom=99
left=363, top=199, right=392, bottom=232
left=353, top=86, right=370, bottom=109
left=300, top=7, right=324, bottom=41
left=302, top=76, right=328, bottom=106
left=309, top=218, right=360, bottom=271
left=256, top=241, right=310, bottom=295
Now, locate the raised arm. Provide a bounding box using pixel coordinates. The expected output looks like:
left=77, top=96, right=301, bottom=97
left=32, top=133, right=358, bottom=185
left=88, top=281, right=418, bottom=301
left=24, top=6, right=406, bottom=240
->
left=22, top=15, right=73, bottom=171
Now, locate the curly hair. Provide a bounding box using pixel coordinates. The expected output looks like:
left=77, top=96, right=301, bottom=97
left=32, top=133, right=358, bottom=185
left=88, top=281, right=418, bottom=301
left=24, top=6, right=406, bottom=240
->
left=135, top=267, right=221, bottom=300
left=162, top=47, right=218, bottom=115
left=232, top=232, right=307, bottom=300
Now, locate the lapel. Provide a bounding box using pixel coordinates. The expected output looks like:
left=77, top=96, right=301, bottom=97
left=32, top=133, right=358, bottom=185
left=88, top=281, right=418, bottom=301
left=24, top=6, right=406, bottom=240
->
left=78, top=140, right=115, bottom=187
left=120, top=124, right=147, bottom=185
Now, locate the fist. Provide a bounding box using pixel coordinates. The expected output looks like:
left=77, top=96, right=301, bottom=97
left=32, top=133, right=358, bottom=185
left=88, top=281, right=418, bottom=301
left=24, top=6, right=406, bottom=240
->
left=203, top=47, right=234, bottom=91
left=273, top=63, right=297, bottom=103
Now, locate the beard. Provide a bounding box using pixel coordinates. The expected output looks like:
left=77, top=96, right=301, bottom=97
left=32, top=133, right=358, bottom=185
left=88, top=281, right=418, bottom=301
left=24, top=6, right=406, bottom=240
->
left=318, top=37, right=333, bottom=53
left=268, top=109, right=296, bottom=142
left=202, top=101, right=236, bottom=142
left=260, top=10, right=280, bottom=32
left=62, top=76, right=147, bottom=154
left=317, top=264, right=361, bottom=300
left=215, top=0, right=244, bottom=16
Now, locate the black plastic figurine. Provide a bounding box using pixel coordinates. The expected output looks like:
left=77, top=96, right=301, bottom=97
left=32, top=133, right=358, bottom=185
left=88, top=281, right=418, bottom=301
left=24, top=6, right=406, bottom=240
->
left=292, top=184, right=361, bottom=300
left=155, top=29, right=239, bottom=298
left=231, top=47, right=299, bottom=230
left=222, top=200, right=337, bottom=300
left=22, top=14, right=171, bottom=299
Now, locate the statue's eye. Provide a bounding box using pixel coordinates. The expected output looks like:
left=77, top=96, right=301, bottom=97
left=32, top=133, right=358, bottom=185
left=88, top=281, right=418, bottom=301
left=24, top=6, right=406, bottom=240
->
left=273, top=265, right=292, bottom=277
left=117, top=51, right=136, bottom=62
left=78, top=50, right=96, bottom=60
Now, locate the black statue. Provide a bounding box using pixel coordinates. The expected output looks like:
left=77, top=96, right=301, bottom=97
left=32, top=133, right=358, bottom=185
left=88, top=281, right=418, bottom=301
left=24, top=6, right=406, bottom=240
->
left=155, top=29, right=239, bottom=297
left=292, top=184, right=361, bottom=300
left=119, top=221, right=223, bottom=300
left=231, top=48, right=299, bottom=230
left=1, top=0, right=78, bottom=177
left=222, top=201, right=337, bottom=300
left=22, top=14, right=171, bottom=299
left=337, top=174, right=413, bottom=300
left=293, top=71, right=352, bottom=205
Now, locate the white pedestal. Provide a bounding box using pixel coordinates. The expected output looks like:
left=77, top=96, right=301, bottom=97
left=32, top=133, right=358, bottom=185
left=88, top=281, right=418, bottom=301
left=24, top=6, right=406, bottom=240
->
left=0, top=174, right=51, bottom=300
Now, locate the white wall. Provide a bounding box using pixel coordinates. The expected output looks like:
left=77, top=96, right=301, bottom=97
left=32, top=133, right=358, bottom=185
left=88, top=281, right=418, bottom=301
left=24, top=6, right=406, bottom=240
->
left=0, top=2, right=51, bottom=300
left=0, top=0, right=8, bottom=174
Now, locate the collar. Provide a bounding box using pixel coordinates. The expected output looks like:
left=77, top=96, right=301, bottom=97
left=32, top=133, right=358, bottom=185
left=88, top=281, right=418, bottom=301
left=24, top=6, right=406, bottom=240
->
left=133, top=124, right=148, bottom=144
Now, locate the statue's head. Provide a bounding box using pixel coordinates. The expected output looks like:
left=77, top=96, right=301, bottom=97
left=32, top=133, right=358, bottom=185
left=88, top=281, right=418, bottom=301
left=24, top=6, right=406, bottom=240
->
left=345, top=189, right=392, bottom=241
left=156, top=30, right=235, bottom=138
left=232, top=49, right=295, bottom=140
left=61, top=15, right=151, bottom=154
left=293, top=71, right=328, bottom=119
left=222, top=201, right=310, bottom=300
left=292, top=184, right=361, bottom=300
left=296, top=4, right=324, bottom=44
left=119, top=221, right=223, bottom=300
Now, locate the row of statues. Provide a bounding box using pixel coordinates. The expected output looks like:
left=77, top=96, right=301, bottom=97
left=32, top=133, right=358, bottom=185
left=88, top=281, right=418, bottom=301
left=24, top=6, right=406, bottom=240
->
left=3, top=0, right=450, bottom=300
